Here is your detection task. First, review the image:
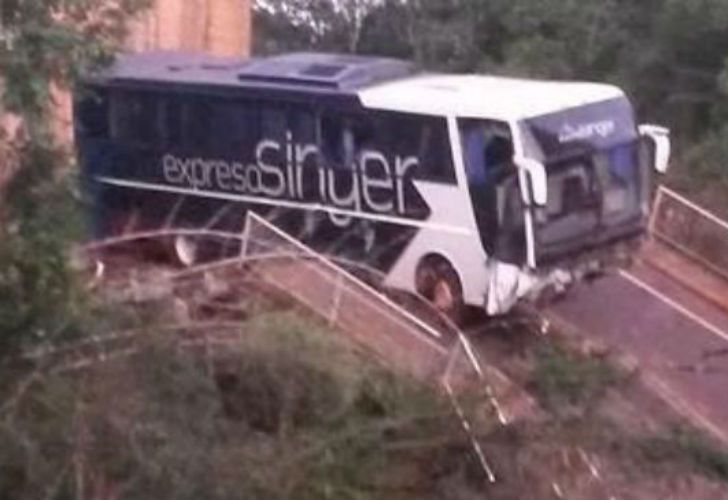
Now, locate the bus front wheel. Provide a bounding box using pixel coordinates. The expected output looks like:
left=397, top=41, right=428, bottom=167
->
left=415, top=257, right=465, bottom=324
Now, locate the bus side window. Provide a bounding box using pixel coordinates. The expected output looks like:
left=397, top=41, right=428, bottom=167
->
left=459, top=119, right=514, bottom=184
left=242, top=101, right=261, bottom=162
left=319, top=112, right=346, bottom=169
left=208, top=99, right=246, bottom=153
left=109, top=92, right=129, bottom=142
left=379, top=112, right=418, bottom=179
left=374, top=112, right=455, bottom=184
left=110, top=91, right=158, bottom=146
left=320, top=110, right=372, bottom=171
left=485, top=133, right=514, bottom=173
left=160, top=97, right=182, bottom=147
left=417, top=117, right=455, bottom=184
left=75, top=91, right=109, bottom=139
left=458, top=118, right=518, bottom=258
left=185, top=98, right=213, bottom=150
left=289, top=106, right=317, bottom=145
left=261, top=106, right=286, bottom=140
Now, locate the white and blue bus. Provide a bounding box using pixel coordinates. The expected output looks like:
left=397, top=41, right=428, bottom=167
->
left=74, top=51, right=670, bottom=318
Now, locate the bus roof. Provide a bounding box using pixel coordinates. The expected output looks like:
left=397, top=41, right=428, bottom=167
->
left=97, top=51, right=625, bottom=120
left=99, top=51, right=415, bottom=94
left=359, top=74, right=625, bottom=121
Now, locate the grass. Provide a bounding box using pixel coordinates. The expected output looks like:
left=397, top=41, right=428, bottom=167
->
left=634, top=427, right=728, bottom=484
left=527, top=342, right=624, bottom=415
left=525, top=338, right=728, bottom=488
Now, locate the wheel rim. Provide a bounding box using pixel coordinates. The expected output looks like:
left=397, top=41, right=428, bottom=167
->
left=174, top=235, right=197, bottom=267
left=432, top=279, right=454, bottom=312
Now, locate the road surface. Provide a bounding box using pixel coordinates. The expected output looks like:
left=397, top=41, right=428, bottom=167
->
left=546, top=258, right=728, bottom=444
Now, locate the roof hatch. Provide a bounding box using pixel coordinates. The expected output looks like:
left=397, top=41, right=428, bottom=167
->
left=236, top=52, right=415, bottom=90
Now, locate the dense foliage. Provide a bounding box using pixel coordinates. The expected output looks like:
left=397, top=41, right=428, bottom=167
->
left=254, top=0, right=728, bottom=206
left=1, top=0, right=148, bottom=132
left=0, top=314, right=474, bottom=500
left=0, top=0, right=148, bottom=356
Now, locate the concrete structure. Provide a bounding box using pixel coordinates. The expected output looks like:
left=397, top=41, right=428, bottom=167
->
left=50, top=0, right=252, bottom=145
left=1, top=0, right=253, bottom=193
left=128, top=0, right=252, bottom=57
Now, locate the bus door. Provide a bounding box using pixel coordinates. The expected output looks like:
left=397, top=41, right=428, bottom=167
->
left=459, top=119, right=528, bottom=267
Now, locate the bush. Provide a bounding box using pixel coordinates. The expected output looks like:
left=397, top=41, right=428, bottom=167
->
left=0, top=146, right=85, bottom=359
left=0, top=312, right=478, bottom=500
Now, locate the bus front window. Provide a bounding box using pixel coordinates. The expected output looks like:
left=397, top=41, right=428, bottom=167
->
left=530, top=139, right=649, bottom=262
left=534, top=155, right=601, bottom=248
left=519, top=97, right=652, bottom=264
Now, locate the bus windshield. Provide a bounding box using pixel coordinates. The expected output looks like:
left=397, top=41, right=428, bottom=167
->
left=519, top=97, right=651, bottom=262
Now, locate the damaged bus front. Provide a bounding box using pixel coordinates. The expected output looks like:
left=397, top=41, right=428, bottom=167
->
left=508, top=96, right=670, bottom=302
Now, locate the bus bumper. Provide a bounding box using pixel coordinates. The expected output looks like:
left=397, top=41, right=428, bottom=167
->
left=485, top=235, right=643, bottom=315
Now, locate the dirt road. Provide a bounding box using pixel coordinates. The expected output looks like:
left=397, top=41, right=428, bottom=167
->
left=546, top=258, right=728, bottom=444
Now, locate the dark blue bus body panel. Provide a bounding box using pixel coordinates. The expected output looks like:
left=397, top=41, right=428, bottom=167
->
left=74, top=52, right=444, bottom=270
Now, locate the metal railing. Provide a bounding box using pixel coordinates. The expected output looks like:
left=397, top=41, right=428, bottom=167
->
left=649, top=185, right=728, bottom=281
left=241, top=211, right=507, bottom=482
left=70, top=209, right=514, bottom=483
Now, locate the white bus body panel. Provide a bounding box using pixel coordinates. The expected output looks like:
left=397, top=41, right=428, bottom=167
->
left=383, top=115, right=491, bottom=308
left=359, top=74, right=624, bottom=121
left=381, top=179, right=491, bottom=307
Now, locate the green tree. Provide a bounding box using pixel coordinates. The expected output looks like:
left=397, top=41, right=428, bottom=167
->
left=254, top=0, right=386, bottom=54
left=254, top=0, right=728, bottom=205
left=0, top=1, right=148, bottom=356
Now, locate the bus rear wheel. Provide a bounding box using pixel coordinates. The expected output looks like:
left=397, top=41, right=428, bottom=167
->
left=173, top=235, right=199, bottom=267
left=415, top=258, right=465, bottom=324
left=172, top=234, right=237, bottom=266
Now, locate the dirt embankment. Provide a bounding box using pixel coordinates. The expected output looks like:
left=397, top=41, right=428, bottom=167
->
left=52, top=246, right=728, bottom=499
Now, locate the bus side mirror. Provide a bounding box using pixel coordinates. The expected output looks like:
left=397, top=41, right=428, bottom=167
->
left=515, top=157, right=547, bottom=206
left=639, top=124, right=671, bottom=174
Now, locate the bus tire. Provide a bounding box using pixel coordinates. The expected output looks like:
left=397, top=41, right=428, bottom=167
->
left=173, top=235, right=199, bottom=267
left=415, top=257, right=465, bottom=324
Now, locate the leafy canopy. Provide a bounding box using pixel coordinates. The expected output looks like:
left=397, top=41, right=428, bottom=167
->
left=254, top=0, right=728, bottom=202
left=0, top=0, right=148, bottom=355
